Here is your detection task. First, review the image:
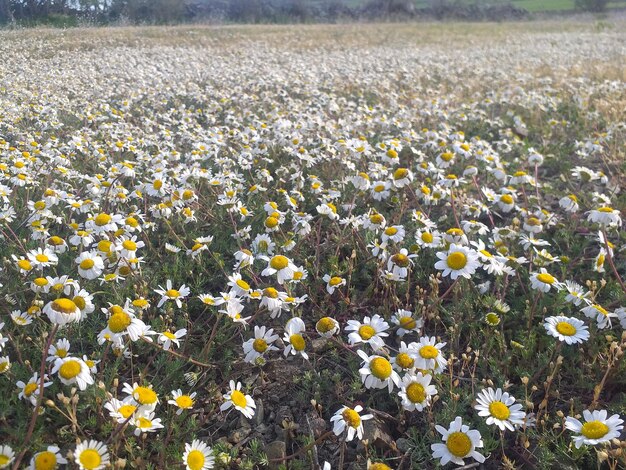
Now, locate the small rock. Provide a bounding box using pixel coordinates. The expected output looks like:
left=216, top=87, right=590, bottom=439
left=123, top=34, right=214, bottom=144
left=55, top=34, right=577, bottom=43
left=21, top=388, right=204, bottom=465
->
left=227, top=427, right=251, bottom=444
left=358, top=417, right=395, bottom=451
left=265, top=440, right=286, bottom=470
left=308, top=416, right=327, bottom=438
left=396, top=437, right=411, bottom=452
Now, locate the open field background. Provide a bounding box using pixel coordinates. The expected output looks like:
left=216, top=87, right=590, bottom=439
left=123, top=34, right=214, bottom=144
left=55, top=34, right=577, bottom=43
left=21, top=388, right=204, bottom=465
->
left=0, top=20, right=625, bottom=470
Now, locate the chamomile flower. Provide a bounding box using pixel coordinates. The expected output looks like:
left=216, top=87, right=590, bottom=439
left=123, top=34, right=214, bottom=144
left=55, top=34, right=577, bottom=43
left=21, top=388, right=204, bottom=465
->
left=330, top=405, right=373, bottom=441
left=392, top=309, right=422, bottom=337
left=434, top=244, right=479, bottom=280
left=29, top=445, right=67, bottom=469
left=357, top=350, right=401, bottom=392
left=75, top=251, right=104, bottom=280
left=581, top=303, right=616, bottom=329
left=52, top=357, right=94, bottom=390
left=398, top=372, right=437, bottom=411
left=475, top=387, right=526, bottom=431
left=43, top=297, right=82, bottom=325
left=154, top=280, right=190, bottom=308
left=123, top=382, right=160, bottom=410
left=0, top=445, right=14, bottom=468
left=183, top=440, right=215, bottom=470
left=158, top=328, right=187, bottom=350
left=242, top=325, right=279, bottom=363
left=283, top=317, right=308, bottom=359
left=587, top=207, right=622, bottom=227
left=74, top=440, right=109, bottom=470
left=261, top=255, right=296, bottom=284
left=413, top=336, right=447, bottom=373
left=346, top=314, right=389, bottom=351
left=529, top=269, right=561, bottom=293
left=322, top=274, right=346, bottom=294
left=315, top=316, right=340, bottom=337
left=431, top=417, right=485, bottom=466
left=220, top=380, right=256, bottom=418
left=565, top=410, right=624, bottom=448
left=104, top=396, right=142, bottom=423
left=544, top=316, right=589, bottom=344
left=18, top=373, right=53, bottom=405
left=47, top=338, right=71, bottom=362
left=132, top=410, right=164, bottom=436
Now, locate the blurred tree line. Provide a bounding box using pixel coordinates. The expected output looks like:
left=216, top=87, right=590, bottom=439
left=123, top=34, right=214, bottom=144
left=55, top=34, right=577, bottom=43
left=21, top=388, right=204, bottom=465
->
left=0, top=0, right=609, bottom=26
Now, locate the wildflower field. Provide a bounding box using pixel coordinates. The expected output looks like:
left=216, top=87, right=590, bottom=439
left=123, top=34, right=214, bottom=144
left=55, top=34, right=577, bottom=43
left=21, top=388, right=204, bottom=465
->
left=0, top=21, right=625, bottom=470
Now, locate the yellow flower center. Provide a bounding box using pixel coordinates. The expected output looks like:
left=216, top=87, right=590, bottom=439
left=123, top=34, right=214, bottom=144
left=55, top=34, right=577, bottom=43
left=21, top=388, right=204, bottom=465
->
left=166, top=289, right=180, bottom=298
left=56, top=348, right=68, bottom=358
left=419, top=345, right=439, bottom=359
left=78, top=449, right=101, bottom=469
left=163, top=331, right=177, bottom=340
left=119, top=404, right=137, bottom=418
left=187, top=450, right=205, bottom=470
left=370, top=357, right=392, bottom=380
left=175, top=395, right=194, bottom=409
left=329, top=277, right=343, bottom=286
left=79, top=259, right=95, bottom=270
left=52, top=298, right=77, bottom=314
left=370, top=214, right=384, bottom=224
left=35, top=254, right=49, bottom=263
left=526, top=217, right=541, bottom=226
left=265, top=216, right=279, bottom=228
left=384, top=227, right=398, bottom=236
left=136, top=417, right=153, bottom=429
left=399, top=316, right=416, bottom=330
left=406, top=382, right=426, bottom=403
left=358, top=325, right=376, bottom=340
left=555, top=321, right=576, bottom=336
left=122, top=240, right=137, bottom=251
left=598, top=206, right=613, bottom=213
left=446, top=252, right=467, bottom=270
left=489, top=401, right=511, bottom=420
left=17, top=259, right=32, bottom=270
left=394, top=168, right=409, bottom=180
left=391, top=253, right=409, bottom=267
left=342, top=408, right=361, bottom=428
left=108, top=311, right=131, bottom=333
left=264, top=287, right=279, bottom=299
left=236, top=279, right=250, bottom=290
left=97, top=240, right=112, bottom=253
left=134, top=386, right=157, bottom=405
left=48, top=236, right=63, bottom=245
left=421, top=232, right=433, bottom=243
left=369, top=464, right=391, bottom=470
left=59, top=360, right=82, bottom=379
left=581, top=421, right=609, bottom=439
left=253, top=339, right=268, bottom=353
left=34, top=451, right=57, bottom=470
left=446, top=432, right=472, bottom=457
left=34, top=277, right=49, bottom=286
left=316, top=317, right=336, bottom=333
left=270, top=255, right=289, bottom=270
left=94, top=213, right=112, bottom=226
left=289, top=334, right=306, bottom=351
left=0, top=455, right=9, bottom=465
left=537, top=273, right=555, bottom=284
left=396, top=353, right=415, bottom=369
left=500, top=194, right=514, bottom=204
left=386, top=149, right=398, bottom=159
left=230, top=390, right=248, bottom=408
left=24, top=382, right=38, bottom=397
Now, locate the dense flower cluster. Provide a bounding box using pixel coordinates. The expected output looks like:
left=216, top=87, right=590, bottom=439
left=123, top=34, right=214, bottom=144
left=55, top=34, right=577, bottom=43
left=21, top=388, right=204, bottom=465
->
left=0, top=24, right=625, bottom=469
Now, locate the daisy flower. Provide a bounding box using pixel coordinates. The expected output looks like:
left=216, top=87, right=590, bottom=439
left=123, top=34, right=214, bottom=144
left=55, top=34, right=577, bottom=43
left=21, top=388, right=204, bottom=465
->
left=220, top=380, right=256, bottom=418
left=183, top=440, right=215, bottom=470
left=382, top=225, right=405, bottom=244
left=582, top=303, right=616, bottom=329
left=154, top=280, right=190, bottom=308
left=47, top=338, right=71, bottom=362
left=74, top=440, right=109, bottom=470
left=75, top=251, right=105, bottom=280
left=315, top=316, right=340, bottom=337
left=261, top=255, right=296, bottom=284
left=52, top=357, right=94, bottom=390
left=158, top=328, right=187, bottom=350
left=330, top=405, right=373, bottom=441
left=346, top=314, right=389, bottom=351
left=431, top=417, right=485, bottom=466
left=0, top=445, right=14, bottom=469
left=544, top=316, right=589, bottom=344
left=434, top=244, right=479, bottom=280
left=398, top=372, right=437, bottom=412
left=17, top=372, right=52, bottom=406
left=475, top=387, right=526, bottom=431
left=27, top=248, right=58, bottom=269
left=283, top=317, right=308, bottom=360
left=587, top=207, right=622, bottom=227
left=242, top=325, right=279, bottom=363
left=0, top=356, right=11, bottom=375
left=413, top=336, right=447, bottom=373
left=392, top=309, right=422, bottom=337
left=565, top=409, right=624, bottom=448
left=122, top=382, right=159, bottom=410
left=357, top=350, right=401, bottom=392
left=132, top=410, right=164, bottom=436
left=29, top=445, right=67, bottom=469
left=104, top=396, right=142, bottom=423
left=322, top=274, right=346, bottom=294
left=564, top=280, right=589, bottom=306
left=43, top=297, right=82, bottom=325
left=169, top=389, right=197, bottom=415
left=392, top=341, right=417, bottom=372
left=227, top=273, right=251, bottom=297
left=529, top=269, right=561, bottom=293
